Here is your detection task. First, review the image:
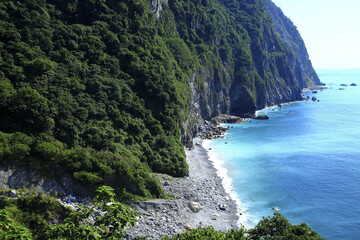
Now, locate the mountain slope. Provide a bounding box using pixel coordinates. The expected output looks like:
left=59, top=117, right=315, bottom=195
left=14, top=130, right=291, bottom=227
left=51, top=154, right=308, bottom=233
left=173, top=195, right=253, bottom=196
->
left=0, top=0, right=319, bottom=197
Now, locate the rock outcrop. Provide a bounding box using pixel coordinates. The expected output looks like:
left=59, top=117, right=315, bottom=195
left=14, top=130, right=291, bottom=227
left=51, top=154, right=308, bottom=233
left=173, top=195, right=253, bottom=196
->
left=149, top=0, right=168, bottom=19
left=0, top=162, right=89, bottom=196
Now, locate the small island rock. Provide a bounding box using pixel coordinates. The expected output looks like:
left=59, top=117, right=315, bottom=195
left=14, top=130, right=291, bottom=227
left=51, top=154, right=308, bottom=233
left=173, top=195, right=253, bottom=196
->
left=253, top=115, right=269, bottom=120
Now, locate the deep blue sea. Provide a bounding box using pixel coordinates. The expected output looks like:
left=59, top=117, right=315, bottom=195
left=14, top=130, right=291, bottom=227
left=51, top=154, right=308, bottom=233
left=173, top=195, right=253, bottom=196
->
left=205, top=69, right=360, bottom=240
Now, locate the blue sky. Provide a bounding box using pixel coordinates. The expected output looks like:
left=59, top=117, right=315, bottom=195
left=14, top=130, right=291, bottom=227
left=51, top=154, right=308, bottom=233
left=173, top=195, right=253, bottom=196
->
left=272, top=0, right=360, bottom=69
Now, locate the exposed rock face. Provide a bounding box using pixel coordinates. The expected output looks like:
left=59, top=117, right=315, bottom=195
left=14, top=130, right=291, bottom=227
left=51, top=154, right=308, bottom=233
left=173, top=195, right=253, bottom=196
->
left=212, top=115, right=243, bottom=124
left=149, top=0, right=168, bottom=19
left=0, top=162, right=89, bottom=196
left=262, top=0, right=321, bottom=88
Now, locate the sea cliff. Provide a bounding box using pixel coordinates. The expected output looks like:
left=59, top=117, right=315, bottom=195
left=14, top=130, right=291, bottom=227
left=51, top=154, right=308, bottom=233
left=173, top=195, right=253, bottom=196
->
left=176, top=0, right=321, bottom=143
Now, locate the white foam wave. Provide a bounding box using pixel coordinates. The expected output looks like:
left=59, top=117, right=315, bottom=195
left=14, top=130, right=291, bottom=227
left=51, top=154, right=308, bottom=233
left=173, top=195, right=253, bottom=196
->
left=202, top=139, right=251, bottom=228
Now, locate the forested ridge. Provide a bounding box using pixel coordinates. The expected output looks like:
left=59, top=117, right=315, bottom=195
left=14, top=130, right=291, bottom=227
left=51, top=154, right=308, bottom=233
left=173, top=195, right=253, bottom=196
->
left=0, top=0, right=190, bottom=199
left=0, top=0, right=319, bottom=197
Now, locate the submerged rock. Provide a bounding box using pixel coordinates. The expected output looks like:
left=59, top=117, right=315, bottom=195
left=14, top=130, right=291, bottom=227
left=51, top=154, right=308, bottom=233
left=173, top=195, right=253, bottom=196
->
left=351, top=83, right=357, bottom=86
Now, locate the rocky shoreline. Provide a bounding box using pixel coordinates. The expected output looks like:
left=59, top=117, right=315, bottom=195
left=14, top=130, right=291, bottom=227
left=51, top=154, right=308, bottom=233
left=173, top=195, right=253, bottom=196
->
left=125, top=120, right=241, bottom=239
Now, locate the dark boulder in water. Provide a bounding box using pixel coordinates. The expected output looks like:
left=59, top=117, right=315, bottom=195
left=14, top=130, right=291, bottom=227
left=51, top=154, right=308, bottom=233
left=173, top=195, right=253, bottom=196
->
left=351, top=83, right=357, bottom=86
left=311, top=96, right=317, bottom=101
left=340, top=84, right=348, bottom=87
left=253, top=115, right=269, bottom=120
left=312, top=91, right=318, bottom=93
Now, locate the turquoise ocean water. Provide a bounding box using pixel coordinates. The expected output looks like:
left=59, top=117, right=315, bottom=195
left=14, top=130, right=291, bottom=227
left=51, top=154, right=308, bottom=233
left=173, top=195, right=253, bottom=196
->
left=205, top=69, right=360, bottom=239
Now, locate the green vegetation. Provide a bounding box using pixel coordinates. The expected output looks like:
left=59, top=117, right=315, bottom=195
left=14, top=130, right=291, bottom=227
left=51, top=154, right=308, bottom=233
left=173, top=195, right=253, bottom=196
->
left=0, top=0, right=192, bottom=198
left=0, top=186, right=138, bottom=239
left=47, top=186, right=138, bottom=239
left=0, top=0, right=316, bottom=197
left=163, top=226, right=247, bottom=240
left=165, top=213, right=324, bottom=240
left=0, top=188, right=324, bottom=240
left=0, top=0, right=323, bottom=238
left=248, top=213, right=324, bottom=240
left=0, top=189, right=70, bottom=239
left=0, top=209, right=33, bottom=240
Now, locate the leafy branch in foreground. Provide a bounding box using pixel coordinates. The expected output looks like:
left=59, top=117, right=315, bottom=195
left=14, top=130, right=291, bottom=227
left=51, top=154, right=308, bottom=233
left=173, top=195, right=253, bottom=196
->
left=47, top=186, right=138, bottom=240
left=0, top=209, right=33, bottom=240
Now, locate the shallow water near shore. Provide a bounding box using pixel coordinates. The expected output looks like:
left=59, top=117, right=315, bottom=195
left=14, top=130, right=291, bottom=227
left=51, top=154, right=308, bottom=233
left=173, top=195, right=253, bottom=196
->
left=206, top=69, right=360, bottom=240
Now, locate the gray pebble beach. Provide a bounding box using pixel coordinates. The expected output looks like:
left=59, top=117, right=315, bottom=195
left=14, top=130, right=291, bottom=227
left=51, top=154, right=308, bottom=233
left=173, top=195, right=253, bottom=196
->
left=125, top=137, right=242, bottom=239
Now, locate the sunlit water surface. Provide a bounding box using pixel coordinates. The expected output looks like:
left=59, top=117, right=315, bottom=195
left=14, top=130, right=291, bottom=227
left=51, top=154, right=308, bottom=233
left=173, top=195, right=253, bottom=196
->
left=206, top=69, right=360, bottom=239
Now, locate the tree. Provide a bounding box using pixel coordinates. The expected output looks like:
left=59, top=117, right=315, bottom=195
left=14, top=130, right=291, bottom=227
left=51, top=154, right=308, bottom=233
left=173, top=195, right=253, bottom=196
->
left=248, top=212, right=325, bottom=240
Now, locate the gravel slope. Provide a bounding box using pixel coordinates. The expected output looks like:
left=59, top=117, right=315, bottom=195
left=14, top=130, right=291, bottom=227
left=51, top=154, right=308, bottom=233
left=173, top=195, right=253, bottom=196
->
left=125, top=137, right=241, bottom=239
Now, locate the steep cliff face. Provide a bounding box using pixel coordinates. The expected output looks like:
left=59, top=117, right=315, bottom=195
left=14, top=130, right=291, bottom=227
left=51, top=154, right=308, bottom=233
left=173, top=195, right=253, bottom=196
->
left=263, top=0, right=321, bottom=88
left=170, top=0, right=321, bottom=141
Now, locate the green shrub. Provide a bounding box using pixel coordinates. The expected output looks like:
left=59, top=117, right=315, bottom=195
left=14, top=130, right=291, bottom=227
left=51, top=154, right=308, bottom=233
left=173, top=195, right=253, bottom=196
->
left=0, top=209, right=33, bottom=240
left=73, top=171, right=104, bottom=184
left=164, top=226, right=247, bottom=240
left=47, top=185, right=138, bottom=239
left=0, top=190, right=70, bottom=239
left=248, top=213, right=325, bottom=240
